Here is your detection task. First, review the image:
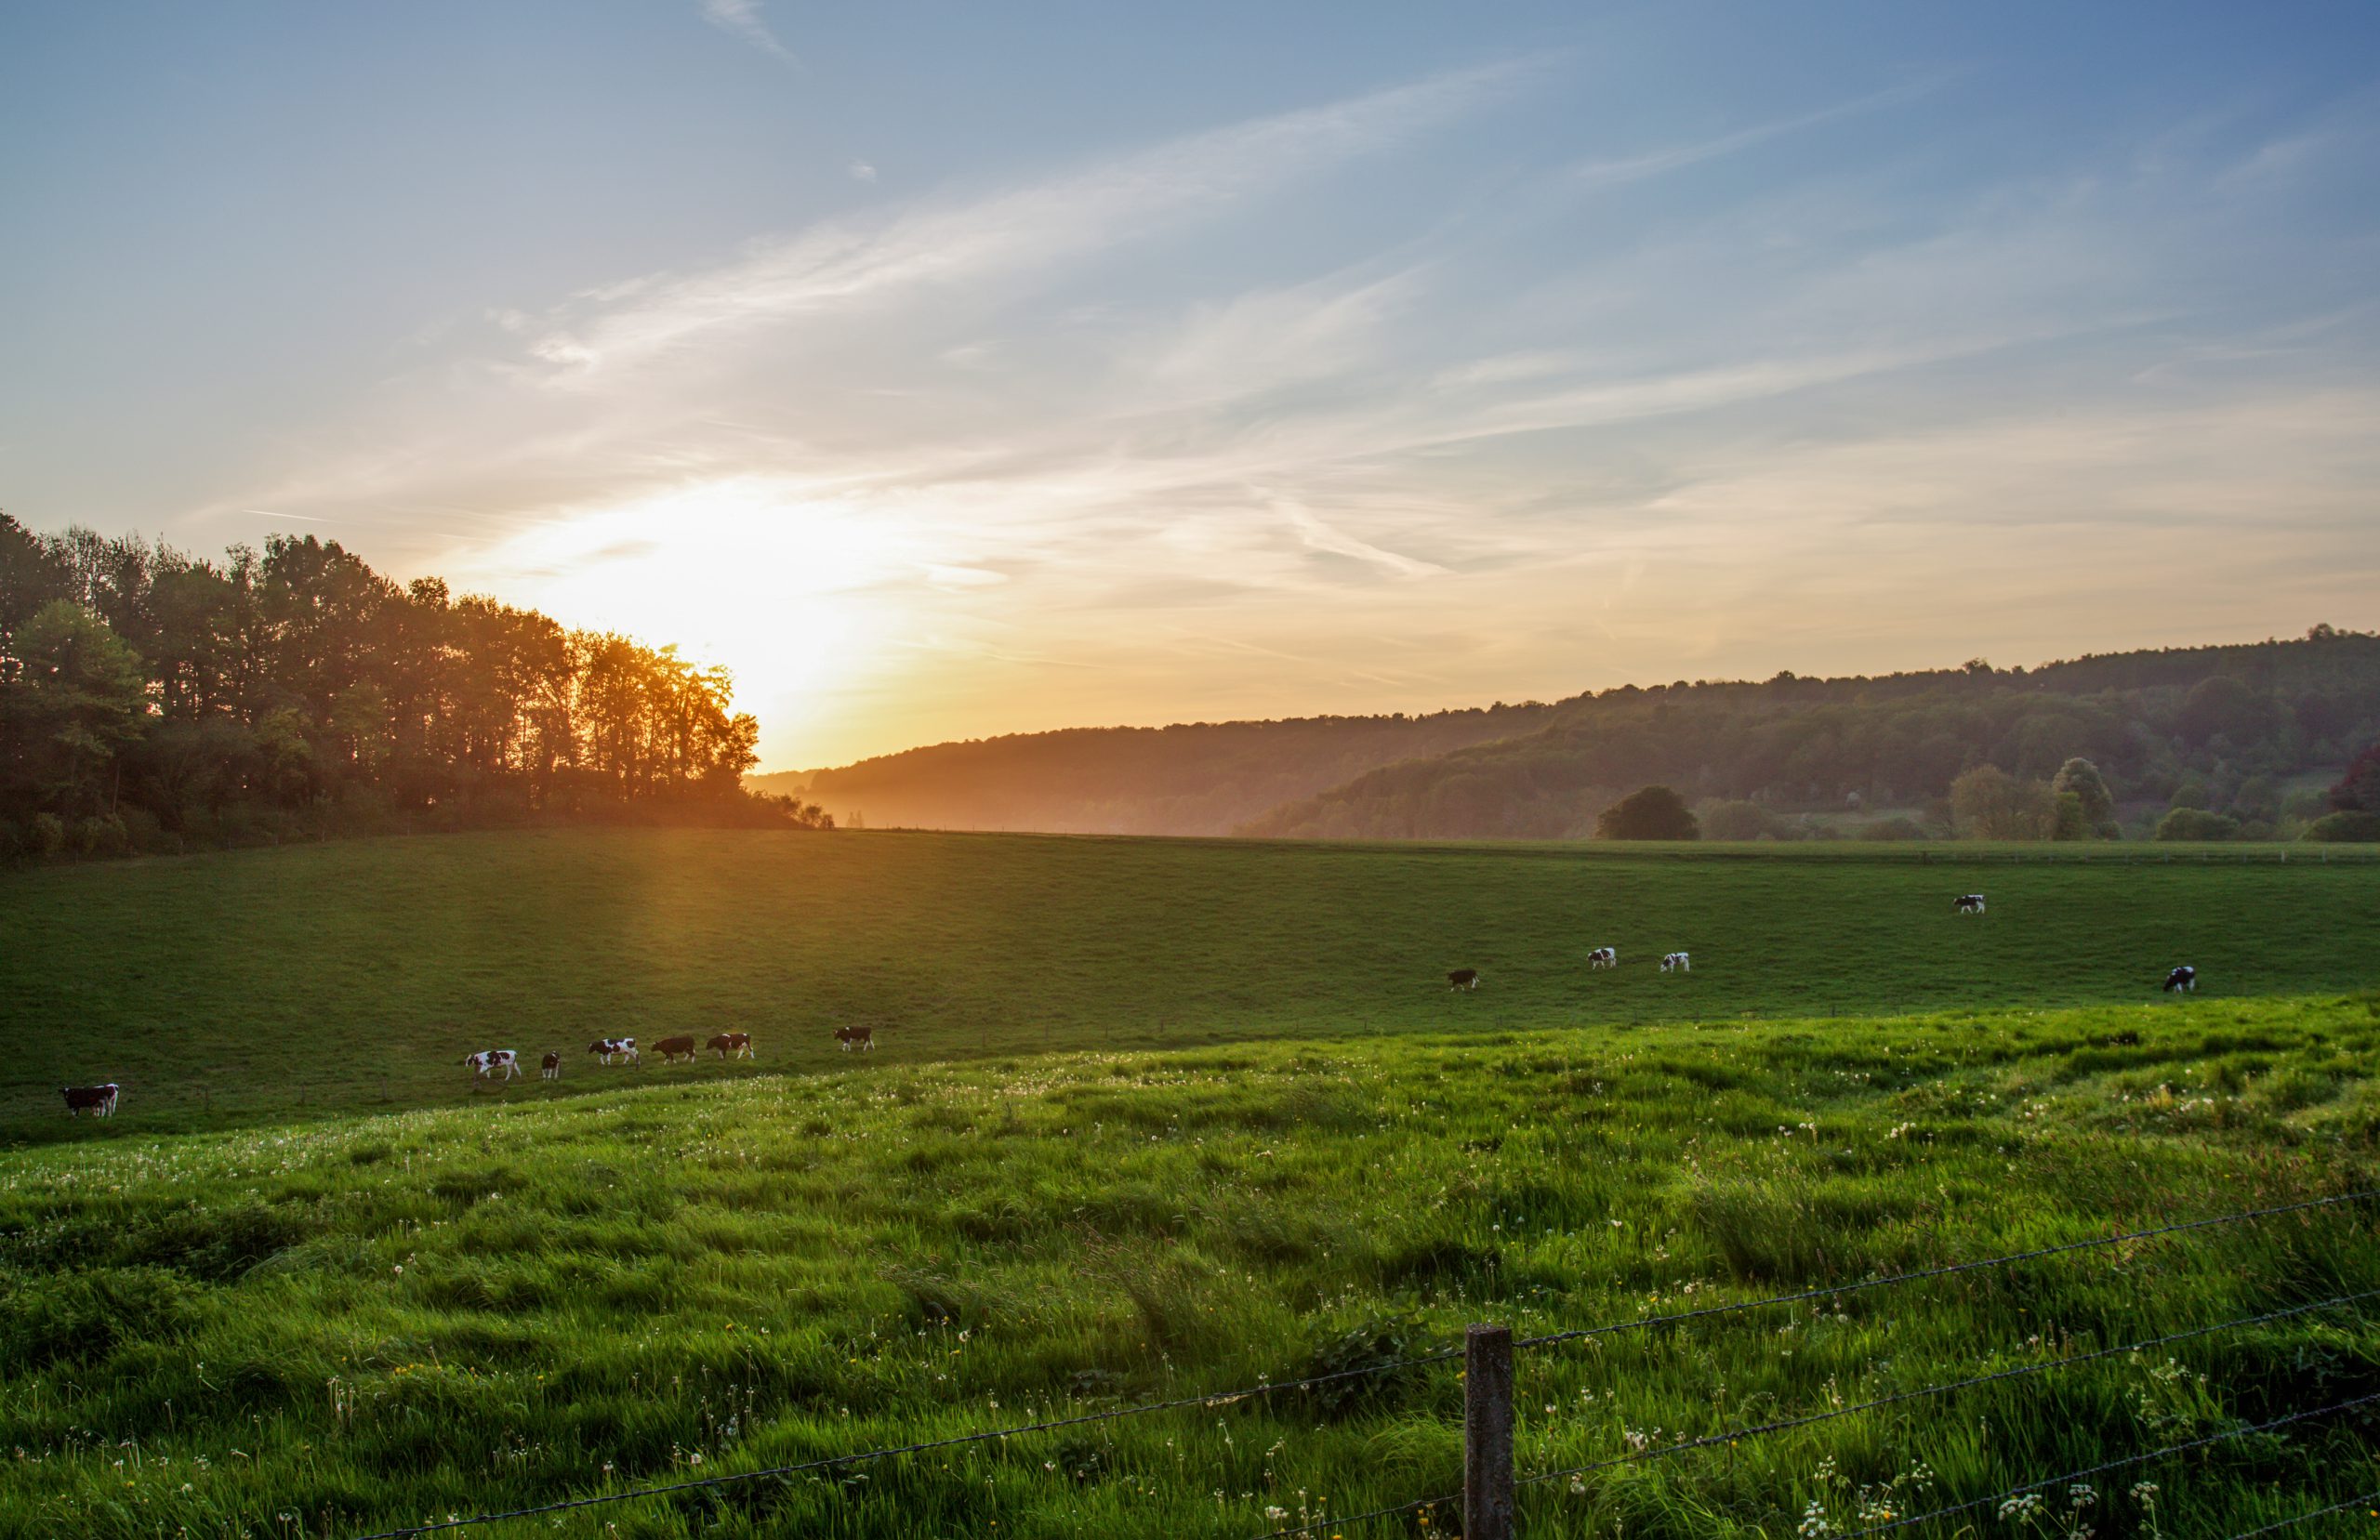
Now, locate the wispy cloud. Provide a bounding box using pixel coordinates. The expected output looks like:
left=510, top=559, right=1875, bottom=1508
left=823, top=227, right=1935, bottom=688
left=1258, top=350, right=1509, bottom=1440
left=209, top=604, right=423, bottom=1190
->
left=510, top=59, right=1538, bottom=378
left=1566, top=78, right=1941, bottom=191
left=700, top=0, right=795, bottom=63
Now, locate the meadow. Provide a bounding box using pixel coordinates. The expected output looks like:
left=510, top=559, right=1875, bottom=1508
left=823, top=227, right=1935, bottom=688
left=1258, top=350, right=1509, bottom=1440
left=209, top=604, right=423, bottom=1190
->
left=3, top=995, right=2377, bottom=1538
left=2, top=829, right=2377, bottom=1139
left=3, top=832, right=2378, bottom=1539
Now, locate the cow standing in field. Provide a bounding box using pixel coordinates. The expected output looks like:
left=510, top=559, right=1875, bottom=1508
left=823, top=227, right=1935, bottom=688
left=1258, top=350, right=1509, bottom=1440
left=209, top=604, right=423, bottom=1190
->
left=1448, top=968, right=1481, bottom=991
left=652, top=1034, right=699, bottom=1064
left=1954, top=894, right=1986, bottom=915
left=707, top=1032, right=753, bottom=1060
left=61, top=1083, right=119, bottom=1118
left=464, top=1049, right=520, bottom=1085
left=1660, top=952, right=1691, bottom=972
left=2162, top=966, right=2198, bottom=994
left=835, top=1025, right=875, bottom=1052
left=541, top=1052, right=561, bottom=1081
left=1587, top=947, right=1617, bottom=969
left=588, top=1037, right=639, bottom=1065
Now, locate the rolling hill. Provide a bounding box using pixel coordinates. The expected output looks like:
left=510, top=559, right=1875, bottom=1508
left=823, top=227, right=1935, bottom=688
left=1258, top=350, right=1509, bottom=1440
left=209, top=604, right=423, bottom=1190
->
left=784, top=630, right=2380, bottom=840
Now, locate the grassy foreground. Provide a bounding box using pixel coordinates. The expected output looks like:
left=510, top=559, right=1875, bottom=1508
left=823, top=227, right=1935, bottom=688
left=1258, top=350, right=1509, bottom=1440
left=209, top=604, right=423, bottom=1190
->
left=3, top=994, right=2377, bottom=1539
left=3, top=829, right=2377, bottom=1139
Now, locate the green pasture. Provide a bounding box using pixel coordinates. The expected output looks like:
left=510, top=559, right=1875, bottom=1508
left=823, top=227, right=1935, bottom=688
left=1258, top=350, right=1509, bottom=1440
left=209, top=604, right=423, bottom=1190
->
left=2, top=995, right=2376, bottom=1538
left=2, top=830, right=2376, bottom=1139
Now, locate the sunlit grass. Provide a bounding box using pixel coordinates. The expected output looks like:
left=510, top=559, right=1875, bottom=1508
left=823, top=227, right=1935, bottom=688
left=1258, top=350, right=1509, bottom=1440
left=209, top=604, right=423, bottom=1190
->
left=4, top=994, right=2376, bottom=1537
left=3, top=829, right=2375, bottom=1140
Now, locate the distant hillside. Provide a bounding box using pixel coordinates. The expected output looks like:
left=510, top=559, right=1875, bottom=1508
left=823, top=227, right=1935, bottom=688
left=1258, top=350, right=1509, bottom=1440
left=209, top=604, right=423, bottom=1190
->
left=745, top=770, right=814, bottom=797
left=798, top=704, right=1555, bottom=834
left=1240, top=629, right=2380, bottom=839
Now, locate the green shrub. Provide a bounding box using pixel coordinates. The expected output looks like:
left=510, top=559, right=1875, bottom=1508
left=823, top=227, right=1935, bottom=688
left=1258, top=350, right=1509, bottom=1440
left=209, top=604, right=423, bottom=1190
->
left=2156, top=808, right=2239, bottom=841
left=1596, top=784, right=1699, bottom=840
left=2304, top=810, right=2380, bottom=842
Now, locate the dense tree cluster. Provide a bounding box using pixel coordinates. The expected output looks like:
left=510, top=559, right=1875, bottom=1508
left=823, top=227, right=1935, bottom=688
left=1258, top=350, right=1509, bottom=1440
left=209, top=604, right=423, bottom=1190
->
left=1240, top=631, right=2380, bottom=841
left=0, top=515, right=827, bottom=859
left=1594, top=784, right=1699, bottom=840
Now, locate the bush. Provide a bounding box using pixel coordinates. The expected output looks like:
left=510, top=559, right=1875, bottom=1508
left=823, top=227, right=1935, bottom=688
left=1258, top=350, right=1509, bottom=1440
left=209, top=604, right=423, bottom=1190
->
left=1595, top=785, right=1699, bottom=840
left=29, top=812, right=66, bottom=858
left=74, top=815, right=129, bottom=857
left=2156, top=808, right=2239, bottom=841
left=2304, top=810, right=2380, bottom=843
left=1950, top=765, right=2056, bottom=839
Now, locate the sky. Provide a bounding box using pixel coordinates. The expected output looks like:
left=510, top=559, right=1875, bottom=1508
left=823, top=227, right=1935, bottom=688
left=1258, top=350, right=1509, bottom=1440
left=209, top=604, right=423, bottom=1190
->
left=4, top=3, right=2378, bottom=770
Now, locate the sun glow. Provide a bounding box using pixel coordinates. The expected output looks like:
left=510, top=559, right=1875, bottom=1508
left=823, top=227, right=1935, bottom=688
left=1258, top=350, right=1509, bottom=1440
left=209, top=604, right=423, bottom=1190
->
left=450, top=478, right=920, bottom=764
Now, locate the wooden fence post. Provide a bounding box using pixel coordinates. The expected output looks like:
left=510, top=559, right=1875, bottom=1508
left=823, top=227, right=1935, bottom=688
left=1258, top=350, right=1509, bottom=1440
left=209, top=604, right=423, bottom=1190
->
left=1465, top=1323, right=1515, bottom=1540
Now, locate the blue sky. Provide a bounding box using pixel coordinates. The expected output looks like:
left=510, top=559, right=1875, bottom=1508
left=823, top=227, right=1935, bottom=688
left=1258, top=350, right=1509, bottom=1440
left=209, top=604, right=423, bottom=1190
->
left=4, top=3, right=2377, bottom=767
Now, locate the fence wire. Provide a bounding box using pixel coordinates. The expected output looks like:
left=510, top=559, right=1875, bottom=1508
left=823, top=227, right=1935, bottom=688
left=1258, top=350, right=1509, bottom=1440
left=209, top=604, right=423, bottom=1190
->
left=1520, top=1286, right=2380, bottom=1493
left=1834, top=1390, right=2380, bottom=1538
left=2220, top=1489, right=2380, bottom=1539
left=348, top=1345, right=1454, bottom=1539
left=1515, top=1188, right=2373, bottom=1354
left=346, top=1190, right=2375, bottom=1539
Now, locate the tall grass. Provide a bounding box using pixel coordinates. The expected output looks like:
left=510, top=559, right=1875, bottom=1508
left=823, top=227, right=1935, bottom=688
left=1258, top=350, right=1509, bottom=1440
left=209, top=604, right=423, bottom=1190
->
left=3, top=994, right=2376, bottom=1537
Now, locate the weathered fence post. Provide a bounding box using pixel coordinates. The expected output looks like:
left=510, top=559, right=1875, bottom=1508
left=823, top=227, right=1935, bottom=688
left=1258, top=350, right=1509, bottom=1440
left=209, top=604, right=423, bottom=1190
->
left=1464, top=1323, right=1514, bottom=1540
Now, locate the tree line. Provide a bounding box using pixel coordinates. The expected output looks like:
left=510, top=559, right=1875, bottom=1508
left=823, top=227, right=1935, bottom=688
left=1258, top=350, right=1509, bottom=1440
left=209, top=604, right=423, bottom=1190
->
left=0, top=514, right=829, bottom=860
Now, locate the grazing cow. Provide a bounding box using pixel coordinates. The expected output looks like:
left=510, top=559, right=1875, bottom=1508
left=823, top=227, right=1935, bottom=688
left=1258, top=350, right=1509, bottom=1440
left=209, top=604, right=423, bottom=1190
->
left=464, top=1049, right=521, bottom=1084
left=588, top=1037, right=640, bottom=1065
left=1448, top=968, right=1481, bottom=991
left=653, top=1034, right=699, bottom=1064
left=1587, top=947, right=1617, bottom=969
left=707, top=1032, right=753, bottom=1060
left=60, top=1083, right=119, bottom=1118
left=541, top=1051, right=561, bottom=1081
left=2162, top=966, right=2198, bottom=994
left=835, top=1025, right=875, bottom=1052
left=1660, top=952, right=1691, bottom=973
left=1954, top=894, right=1986, bottom=915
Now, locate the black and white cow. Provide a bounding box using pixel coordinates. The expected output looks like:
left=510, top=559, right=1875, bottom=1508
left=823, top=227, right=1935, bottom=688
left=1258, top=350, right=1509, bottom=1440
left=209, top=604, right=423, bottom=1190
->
left=1587, top=946, right=1617, bottom=969
left=2162, top=966, right=2197, bottom=994
left=588, top=1037, right=640, bottom=1065
left=1660, top=952, right=1691, bottom=973
left=540, top=1051, right=562, bottom=1081
left=1448, top=968, right=1481, bottom=991
left=464, top=1049, right=520, bottom=1084
left=1954, top=894, right=1986, bottom=915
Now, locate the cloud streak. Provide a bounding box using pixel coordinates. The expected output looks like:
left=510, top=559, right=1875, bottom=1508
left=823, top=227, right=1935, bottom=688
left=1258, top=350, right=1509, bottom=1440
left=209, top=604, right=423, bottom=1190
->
left=700, top=0, right=795, bottom=63
left=512, top=59, right=1539, bottom=378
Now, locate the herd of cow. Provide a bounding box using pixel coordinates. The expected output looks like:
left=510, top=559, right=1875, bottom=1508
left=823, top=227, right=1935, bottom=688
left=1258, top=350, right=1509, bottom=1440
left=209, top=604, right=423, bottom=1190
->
left=458, top=1024, right=879, bottom=1085
left=1437, top=891, right=2202, bottom=995
left=58, top=888, right=2206, bottom=1118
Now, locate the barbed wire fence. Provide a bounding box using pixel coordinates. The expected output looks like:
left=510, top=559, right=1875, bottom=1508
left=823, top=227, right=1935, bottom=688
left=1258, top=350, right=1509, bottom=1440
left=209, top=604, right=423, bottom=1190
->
left=345, top=1189, right=2379, bottom=1540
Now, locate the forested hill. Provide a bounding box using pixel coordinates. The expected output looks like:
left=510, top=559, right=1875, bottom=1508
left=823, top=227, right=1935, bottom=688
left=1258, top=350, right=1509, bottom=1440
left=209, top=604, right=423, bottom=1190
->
left=1240, top=630, right=2380, bottom=840
left=798, top=704, right=1556, bottom=834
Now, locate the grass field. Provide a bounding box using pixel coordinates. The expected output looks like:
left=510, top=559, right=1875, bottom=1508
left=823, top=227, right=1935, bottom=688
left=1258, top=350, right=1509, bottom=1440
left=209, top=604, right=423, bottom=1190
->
left=3, top=829, right=2377, bottom=1140
left=3, top=832, right=2378, bottom=1539
left=3, top=995, right=2377, bottom=1538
